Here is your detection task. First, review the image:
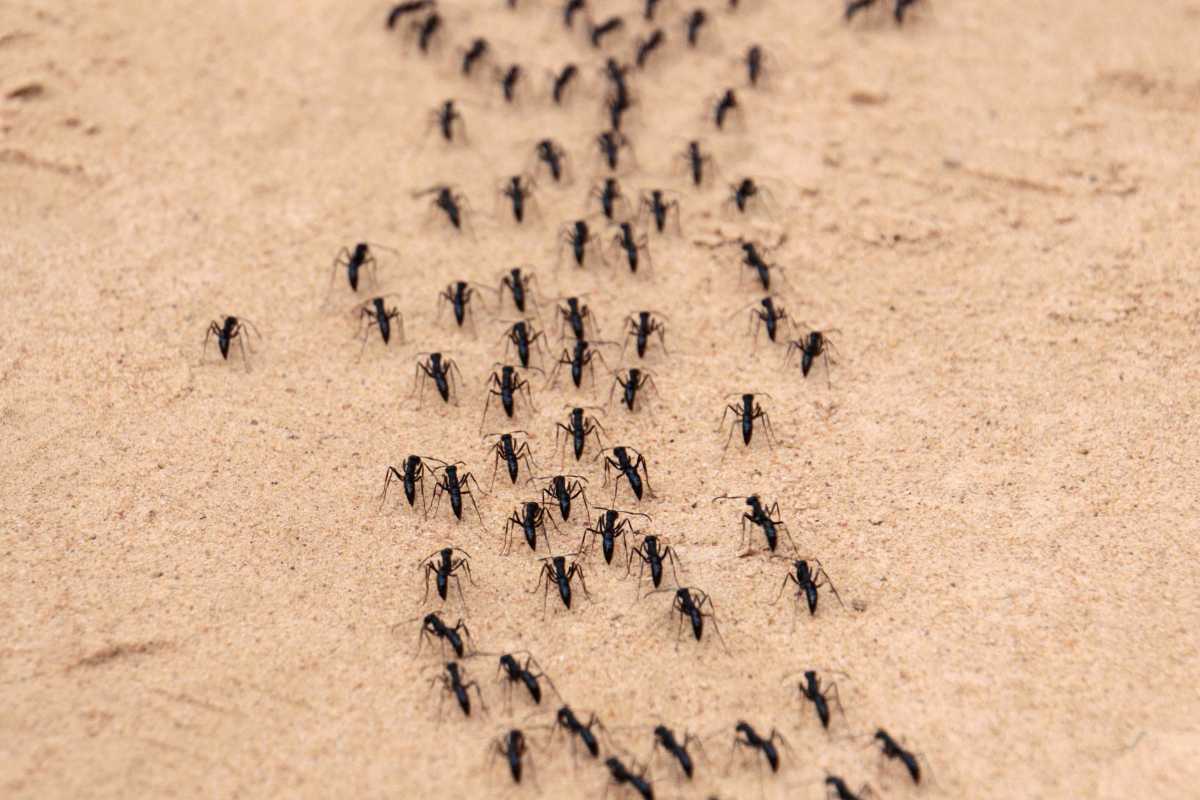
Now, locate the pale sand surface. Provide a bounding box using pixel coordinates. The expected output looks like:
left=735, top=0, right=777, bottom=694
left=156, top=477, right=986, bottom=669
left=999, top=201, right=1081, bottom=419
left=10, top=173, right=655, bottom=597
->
left=2, top=1, right=1199, bottom=798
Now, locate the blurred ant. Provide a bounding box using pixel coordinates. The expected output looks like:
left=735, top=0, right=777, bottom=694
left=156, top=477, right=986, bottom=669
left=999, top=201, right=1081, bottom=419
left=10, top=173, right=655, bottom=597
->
left=825, top=775, right=875, bottom=800
left=556, top=406, right=605, bottom=462
left=552, top=63, right=579, bottom=104
left=741, top=295, right=791, bottom=344
left=846, top=0, right=919, bottom=24
left=430, top=99, right=465, bottom=142
left=531, top=554, right=590, bottom=613
left=653, top=723, right=703, bottom=779
left=590, top=177, right=629, bottom=221
left=429, top=661, right=485, bottom=717
left=635, top=28, right=665, bottom=69
left=497, top=652, right=556, bottom=706
left=611, top=221, right=650, bottom=273
left=554, top=706, right=603, bottom=758
left=679, top=140, right=713, bottom=187
left=796, top=669, right=845, bottom=730
left=419, top=547, right=475, bottom=607
left=559, top=220, right=602, bottom=268
left=460, top=38, right=489, bottom=76
left=499, top=267, right=541, bottom=315
left=775, top=558, right=843, bottom=616
left=733, top=722, right=790, bottom=773
left=718, top=392, right=776, bottom=450
left=355, top=296, right=404, bottom=351
left=482, top=364, right=538, bottom=429
left=643, top=0, right=662, bottom=20
left=563, top=0, right=586, bottom=28
left=413, top=352, right=463, bottom=405
left=596, top=129, right=633, bottom=171
left=501, top=319, right=547, bottom=369
left=386, top=1, right=433, bottom=29
left=589, top=16, right=624, bottom=47
left=737, top=240, right=780, bottom=291
left=414, top=184, right=469, bottom=231
left=499, top=64, right=522, bottom=102
left=203, top=316, right=259, bottom=368
left=606, top=90, right=632, bottom=131
left=438, top=280, right=477, bottom=330
left=330, top=242, right=377, bottom=292
left=638, top=189, right=680, bottom=234
left=623, top=311, right=667, bottom=359
left=745, top=44, right=766, bottom=87
left=534, top=139, right=568, bottom=183
left=609, top=368, right=659, bottom=412
left=491, top=729, right=533, bottom=784
left=414, top=12, right=441, bottom=52
left=874, top=729, right=922, bottom=784
left=713, top=88, right=739, bottom=129
left=604, top=757, right=653, bottom=800
left=498, top=174, right=537, bottom=224
left=558, top=296, right=599, bottom=340
left=484, top=430, right=536, bottom=488
left=503, top=501, right=558, bottom=554
left=727, top=177, right=777, bottom=218
left=579, top=507, right=649, bottom=564
left=684, top=9, right=707, bottom=46
left=431, top=462, right=485, bottom=524
left=413, top=612, right=472, bottom=659
left=785, top=329, right=840, bottom=387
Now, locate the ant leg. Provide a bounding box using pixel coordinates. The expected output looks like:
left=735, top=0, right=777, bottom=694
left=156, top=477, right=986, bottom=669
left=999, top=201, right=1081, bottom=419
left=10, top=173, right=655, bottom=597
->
left=462, top=484, right=484, bottom=525
left=430, top=482, right=445, bottom=518
left=235, top=331, right=251, bottom=372
left=778, top=521, right=800, bottom=555
left=773, top=572, right=800, bottom=604
left=759, top=410, right=778, bottom=448
left=815, top=564, right=846, bottom=608
left=420, top=563, right=434, bottom=604
left=489, top=446, right=503, bottom=492
left=480, top=391, right=498, bottom=433
left=570, top=564, right=590, bottom=599
left=663, top=547, right=683, bottom=587
left=701, top=596, right=731, bottom=654
left=519, top=379, right=537, bottom=412
left=451, top=573, right=468, bottom=613
left=826, top=682, right=847, bottom=725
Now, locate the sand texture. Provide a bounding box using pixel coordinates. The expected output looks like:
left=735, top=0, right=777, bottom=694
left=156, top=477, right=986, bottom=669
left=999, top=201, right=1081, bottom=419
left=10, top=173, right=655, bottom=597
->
left=3, top=0, right=1199, bottom=798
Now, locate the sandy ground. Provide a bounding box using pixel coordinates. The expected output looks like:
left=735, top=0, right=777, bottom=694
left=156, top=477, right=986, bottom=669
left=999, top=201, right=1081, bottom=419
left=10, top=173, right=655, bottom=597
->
left=3, top=0, right=1200, bottom=797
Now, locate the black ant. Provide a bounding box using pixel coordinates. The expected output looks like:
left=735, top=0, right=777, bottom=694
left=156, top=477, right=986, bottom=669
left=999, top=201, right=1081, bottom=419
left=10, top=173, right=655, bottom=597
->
left=559, top=220, right=601, bottom=268
left=713, top=494, right=796, bottom=554
left=639, top=190, right=680, bottom=235
left=430, top=99, right=465, bottom=142
left=414, top=612, right=472, bottom=658
left=499, top=267, right=540, bottom=315
left=635, top=28, right=665, bottom=69
left=785, top=329, right=840, bottom=387
left=415, top=184, right=468, bottom=231
left=579, top=507, right=649, bottom=564
left=355, top=296, right=404, bottom=351
left=330, top=242, right=377, bottom=292
left=549, top=339, right=610, bottom=390
left=554, top=706, right=602, bottom=758
left=628, top=534, right=680, bottom=590
left=503, top=501, right=558, bottom=554
left=603, top=58, right=632, bottom=109
left=745, top=295, right=790, bottom=344
left=643, top=0, right=661, bottom=20
left=718, top=392, right=776, bottom=450
left=536, top=474, right=590, bottom=522
left=611, top=221, right=650, bottom=274
left=745, top=44, right=765, bottom=87
left=502, top=319, right=546, bottom=369
left=600, top=445, right=652, bottom=502
left=498, top=174, right=536, bottom=224
left=482, top=364, right=537, bottom=429
left=460, top=37, right=489, bottom=76
left=429, top=661, right=485, bottom=717
left=386, top=1, right=433, bottom=29
left=738, top=240, right=778, bottom=290
left=414, top=12, right=441, bottom=52
left=563, top=0, right=586, bottom=28
left=728, top=177, right=775, bottom=216
left=733, top=722, right=789, bottom=773
left=559, top=296, right=599, bottom=340
left=531, top=554, right=590, bottom=613
left=825, top=775, right=874, bottom=800
left=846, top=0, right=919, bottom=24
left=413, top=351, right=463, bottom=405
left=679, top=140, right=713, bottom=187
left=653, top=724, right=702, bottom=779
left=590, top=177, right=628, bottom=221
left=713, top=88, right=739, bottom=129
left=684, top=8, right=707, bottom=46
left=604, top=757, right=653, bottom=800
left=556, top=406, right=605, bottom=461
left=431, top=462, right=485, bottom=523
left=497, top=652, right=555, bottom=705
left=552, top=63, right=578, bottom=104
left=589, top=15, right=624, bottom=47
left=203, top=316, right=259, bottom=367
left=797, top=670, right=844, bottom=730
left=607, top=90, right=631, bottom=131
left=499, top=64, right=522, bottom=102
left=609, top=368, right=659, bottom=412
left=534, top=138, right=568, bottom=183
left=437, top=281, right=477, bottom=331
left=491, top=729, right=531, bottom=784
left=874, top=729, right=921, bottom=784
left=655, top=586, right=729, bottom=651
left=419, top=547, right=475, bottom=606
left=623, top=311, right=668, bottom=358
left=379, top=455, right=441, bottom=513
left=596, top=129, right=632, bottom=171
left=484, top=430, right=536, bottom=489
left=775, top=558, right=843, bottom=616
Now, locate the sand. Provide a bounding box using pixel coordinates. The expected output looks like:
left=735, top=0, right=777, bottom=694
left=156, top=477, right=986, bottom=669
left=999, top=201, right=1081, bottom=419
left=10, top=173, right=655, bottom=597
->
left=3, top=0, right=1199, bottom=797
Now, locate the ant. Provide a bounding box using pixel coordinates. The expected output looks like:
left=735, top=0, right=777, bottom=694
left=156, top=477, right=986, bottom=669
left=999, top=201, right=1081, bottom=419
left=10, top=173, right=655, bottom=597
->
left=775, top=558, right=843, bottom=616
left=611, top=221, right=650, bottom=274
left=714, top=494, right=796, bottom=554
left=874, top=729, right=921, bottom=784
left=491, top=729, right=531, bottom=784
left=639, top=190, right=680, bottom=235
left=537, top=474, right=590, bottom=522
left=355, top=296, right=404, bottom=350
left=559, top=220, right=601, bottom=268
left=596, top=129, right=632, bottom=171
left=797, top=670, right=845, bottom=730
left=643, top=0, right=661, bottom=20
left=438, top=280, right=477, bottom=330
left=431, top=462, right=485, bottom=524
left=531, top=554, right=590, bottom=613
left=502, top=320, right=546, bottom=369
left=745, top=44, right=766, bottom=87
left=429, top=661, right=485, bottom=717
left=600, top=445, right=652, bottom=502
left=551, top=63, right=578, bottom=104
left=679, top=140, right=713, bottom=187
left=653, top=724, right=702, bottom=779
left=549, top=339, right=610, bottom=390
left=497, top=652, right=555, bottom=705
left=728, top=177, right=775, bottom=217
left=503, top=501, right=558, bottom=554
left=684, top=8, right=707, bottom=47
left=414, top=612, right=472, bottom=658
left=499, top=267, right=540, bottom=315
left=484, top=431, right=536, bottom=488
left=386, top=1, right=433, bottom=29
left=635, top=28, right=665, bottom=69
left=655, top=586, right=729, bottom=649
left=590, top=177, right=628, bottom=221
left=203, top=316, right=259, bottom=367
left=555, top=706, right=603, bottom=757
left=745, top=295, right=791, bottom=344
left=825, top=775, right=875, bottom=800
left=589, top=16, right=624, bottom=47
left=579, top=507, right=649, bottom=564
left=607, top=90, right=632, bottom=131
left=498, top=174, right=536, bottom=224
left=603, top=58, right=632, bottom=107
left=419, top=547, right=475, bottom=606
left=499, top=64, right=522, bottom=102
left=738, top=240, right=779, bottom=291
left=482, top=364, right=537, bottom=429
left=414, top=12, right=441, bottom=53
left=556, top=406, right=605, bottom=461
left=430, top=99, right=465, bottom=142
left=623, top=311, right=668, bottom=358
left=713, top=88, right=739, bottom=129
left=604, top=757, right=653, bottom=800
left=628, top=534, right=680, bottom=591
left=563, top=0, right=586, bottom=28
left=785, top=329, right=840, bottom=387
left=558, top=296, right=599, bottom=341
left=415, top=184, right=468, bottom=231
left=609, top=368, right=659, bottom=412
left=330, top=242, right=377, bottom=292
left=534, top=139, right=568, bottom=183
left=733, top=722, right=789, bottom=773
left=413, top=352, right=463, bottom=405
left=718, top=392, right=776, bottom=450
left=846, top=0, right=919, bottom=24
left=380, top=455, right=441, bottom=513
left=461, top=37, right=489, bottom=76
